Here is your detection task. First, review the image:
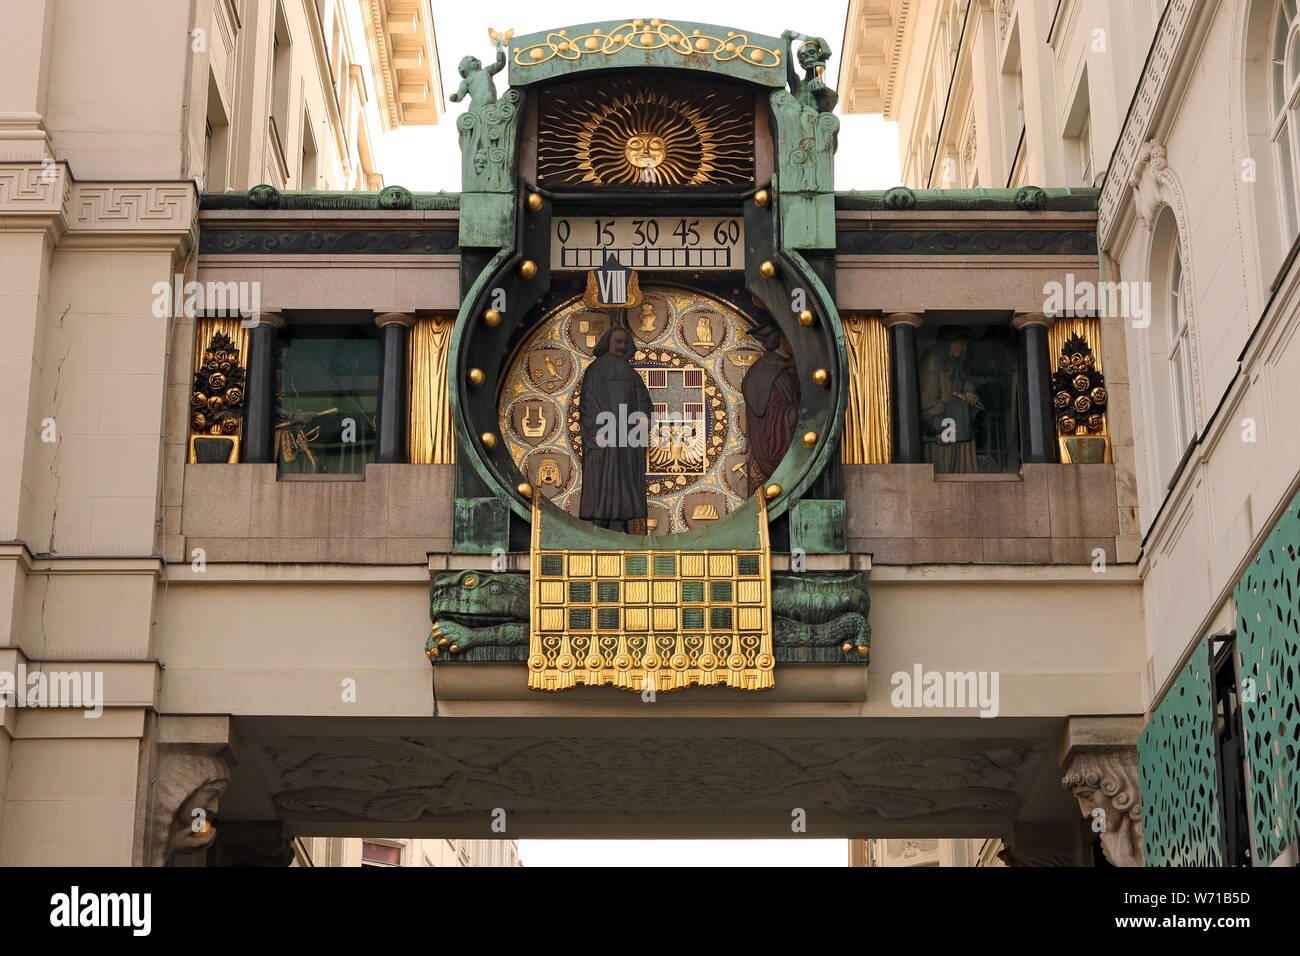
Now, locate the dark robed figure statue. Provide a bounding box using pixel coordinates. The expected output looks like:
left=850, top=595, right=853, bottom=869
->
left=743, top=324, right=800, bottom=495
left=578, top=327, right=653, bottom=531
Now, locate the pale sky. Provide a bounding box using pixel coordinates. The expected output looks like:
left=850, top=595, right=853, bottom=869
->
left=518, top=839, right=850, bottom=867
left=374, top=1, right=902, bottom=191
left=393, top=3, right=893, bottom=868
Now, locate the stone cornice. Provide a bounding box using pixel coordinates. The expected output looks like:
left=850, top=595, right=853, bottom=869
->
left=838, top=0, right=914, bottom=118
left=0, top=161, right=73, bottom=243
left=1097, top=0, right=1196, bottom=248
left=0, top=162, right=197, bottom=253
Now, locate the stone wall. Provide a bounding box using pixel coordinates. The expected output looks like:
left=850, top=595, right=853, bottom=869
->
left=845, top=463, right=1122, bottom=564
left=181, top=463, right=453, bottom=563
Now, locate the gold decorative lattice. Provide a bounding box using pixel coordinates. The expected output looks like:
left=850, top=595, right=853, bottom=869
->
left=514, top=20, right=782, bottom=69
left=528, top=494, right=774, bottom=693
left=538, top=78, right=753, bottom=188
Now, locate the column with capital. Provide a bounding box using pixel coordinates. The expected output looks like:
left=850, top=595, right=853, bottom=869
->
left=1013, top=312, right=1057, bottom=464
left=883, top=312, right=924, bottom=463
left=375, top=312, right=415, bottom=463
left=241, top=311, right=284, bottom=463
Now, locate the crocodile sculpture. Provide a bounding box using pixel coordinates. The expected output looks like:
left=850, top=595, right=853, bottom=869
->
left=426, top=569, right=870, bottom=665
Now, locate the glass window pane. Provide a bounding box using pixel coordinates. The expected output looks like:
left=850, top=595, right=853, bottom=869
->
left=361, top=841, right=401, bottom=865
left=1278, top=126, right=1299, bottom=241
left=916, top=325, right=1020, bottom=474
left=276, top=324, right=381, bottom=474
left=1170, top=341, right=1196, bottom=451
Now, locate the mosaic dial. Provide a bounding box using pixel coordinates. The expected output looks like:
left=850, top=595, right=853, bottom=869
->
left=499, top=286, right=774, bottom=534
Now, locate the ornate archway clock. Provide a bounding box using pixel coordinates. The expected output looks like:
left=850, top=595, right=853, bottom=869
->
left=429, top=20, right=869, bottom=692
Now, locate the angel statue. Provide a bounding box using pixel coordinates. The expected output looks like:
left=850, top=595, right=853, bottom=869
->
left=449, top=29, right=511, bottom=111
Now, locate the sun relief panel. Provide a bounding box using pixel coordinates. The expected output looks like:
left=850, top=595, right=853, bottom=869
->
left=537, top=76, right=754, bottom=189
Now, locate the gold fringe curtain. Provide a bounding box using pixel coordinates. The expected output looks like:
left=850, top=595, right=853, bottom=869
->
left=408, top=315, right=456, bottom=464
left=840, top=314, right=892, bottom=464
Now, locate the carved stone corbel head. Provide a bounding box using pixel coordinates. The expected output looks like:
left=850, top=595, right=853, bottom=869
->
left=150, top=745, right=232, bottom=867
left=1061, top=748, right=1145, bottom=867
left=1130, top=139, right=1169, bottom=232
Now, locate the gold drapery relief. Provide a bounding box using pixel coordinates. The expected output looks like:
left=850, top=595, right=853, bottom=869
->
left=840, top=314, right=892, bottom=464
left=408, top=315, right=456, bottom=464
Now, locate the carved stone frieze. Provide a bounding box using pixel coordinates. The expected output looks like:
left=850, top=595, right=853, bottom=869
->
left=0, top=164, right=196, bottom=246
left=257, top=734, right=1035, bottom=826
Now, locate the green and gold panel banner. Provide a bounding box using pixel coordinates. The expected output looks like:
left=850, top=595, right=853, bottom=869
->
left=528, top=493, right=773, bottom=693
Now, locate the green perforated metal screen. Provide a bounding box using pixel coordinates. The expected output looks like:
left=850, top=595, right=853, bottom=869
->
left=1139, top=636, right=1223, bottom=866
left=1234, top=491, right=1300, bottom=866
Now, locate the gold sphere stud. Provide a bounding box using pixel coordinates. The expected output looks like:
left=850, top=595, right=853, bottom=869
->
left=764, top=483, right=782, bottom=500
left=428, top=647, right=440, bottom=659
left=468, top=368, right=485, bottom=387
left=438, top=637, right=449, bottom=648
left=812, top=368, right=830, bottom=387
left=802, top=431, right=818, bottom=449
left=480, top=432, right=498, bottom=450
left=449, top=644, right=460, bottom=654
left=754, top=188, right=771, bottom=207
left=857, top=646, right=869, bottom=659
left=520, top=260, right=538, bottom=279
left=517, top=482, right=534, bottom=498
left=759, top=260, right=776, bottom=279
left=842, top=642, right=853, bottom=654
left=526, top=192, right=544, bottom=212
left=484, top=308, right=501, bottom=327
left=798, top=309, right=815, bottom=327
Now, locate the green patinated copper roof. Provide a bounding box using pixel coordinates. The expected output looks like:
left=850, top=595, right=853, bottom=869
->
left=506, top=20, right=787, bottom=87
left=200, top=189, right=460, bottom=211
left=835, top=186, right=1099, bottom=212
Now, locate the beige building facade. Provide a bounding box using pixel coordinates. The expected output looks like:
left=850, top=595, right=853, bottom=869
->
left=0, top=0, right=441, bottom=866
left=840, top=0, right=1162, bottom=189
left=842, top=0, right=1300, bottom=866
left=291, top=837, right=518, bottom=867
left=8, top=3, right=1288, bottom=870
left=851, top=837, right=1007, bottom=866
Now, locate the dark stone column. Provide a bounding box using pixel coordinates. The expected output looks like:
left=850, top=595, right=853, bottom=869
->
left=242, top=311, right=283, bottom=464
left=1014, top=312, right=1057, bottom=464
left=884, top=312, right=924, bottom=464
left=374, top=312, right=414, bottom=464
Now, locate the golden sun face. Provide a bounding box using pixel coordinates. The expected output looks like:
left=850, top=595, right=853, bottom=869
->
left=626, top=134, right=667, bottom=169
left=538, top=78, right=754, bottom=188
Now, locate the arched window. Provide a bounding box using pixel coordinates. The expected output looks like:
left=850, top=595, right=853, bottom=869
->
left=1271, top=0, right=1300, bottom=242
